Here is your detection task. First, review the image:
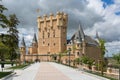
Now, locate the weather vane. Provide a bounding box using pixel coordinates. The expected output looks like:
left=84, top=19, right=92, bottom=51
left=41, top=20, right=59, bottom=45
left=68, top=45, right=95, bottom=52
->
left=36, top=8, right=40, bottom=16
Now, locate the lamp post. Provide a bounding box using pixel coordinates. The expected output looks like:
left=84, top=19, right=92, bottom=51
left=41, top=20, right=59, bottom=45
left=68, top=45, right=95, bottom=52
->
left=47, top=52, right=50, bottom=61
left=68, top=48, right=71, bottom=66
left=118, top=66, right=120, bottom=80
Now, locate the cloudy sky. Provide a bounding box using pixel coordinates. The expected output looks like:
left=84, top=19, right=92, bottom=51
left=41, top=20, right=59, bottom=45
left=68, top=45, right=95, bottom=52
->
left=1, top=0, right=120, bottom=56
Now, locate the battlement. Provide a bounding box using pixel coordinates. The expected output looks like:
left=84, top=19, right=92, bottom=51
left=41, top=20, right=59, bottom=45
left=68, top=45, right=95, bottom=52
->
left=37, top=12, right=68, bottom=22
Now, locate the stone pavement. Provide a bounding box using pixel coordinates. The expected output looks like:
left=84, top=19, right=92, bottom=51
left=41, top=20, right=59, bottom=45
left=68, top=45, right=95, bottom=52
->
left=34, top=62, right=71, bottom=80
left=6, top=62, right=109, bottom=80
left=6, top=62, right=40, bottom=80
left=35, top=62, right=109, bottom=80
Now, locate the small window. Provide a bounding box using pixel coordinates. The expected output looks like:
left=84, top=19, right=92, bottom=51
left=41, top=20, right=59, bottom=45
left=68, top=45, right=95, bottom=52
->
left=48, top=33, right=50, bottom=38
left=77, top=52, right=79, bottom=56
left=77, top=44, right=79, bottom=47
left=53, top=35, right=55, bottom=37
left=43, top=41, right=45, bottom=44
left=54, top=43, right=56, bottom=46
left=48, top=43, right=49, bottom=46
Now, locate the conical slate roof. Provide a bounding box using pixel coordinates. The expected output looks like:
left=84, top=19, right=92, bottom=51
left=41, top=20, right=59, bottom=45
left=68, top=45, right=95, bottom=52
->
left=21, top=37, right=26, bottom=47
left=78, top=23, right=85, bottom=41
left=69, top=23, right=99, bottom=46
left=32, top=33, right=37, bottom=43
left=74, top=23, right=85, bottom=44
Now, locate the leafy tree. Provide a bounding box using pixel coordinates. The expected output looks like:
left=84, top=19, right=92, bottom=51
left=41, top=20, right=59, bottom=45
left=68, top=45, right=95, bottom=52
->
left=0, top=1, right=19, bottom=61
left=113, top=53, right=120, bottom=64
left=6, top=14, right=19, bottom=61
left=98, top=39, right=106, bottom=75
left=80, top=56, right=94, bottom=66
left=74, top=58, right=81, bottom=65
left=0, top=42, right=9, bottom=61
left=0, top=1, right=9, bottom=28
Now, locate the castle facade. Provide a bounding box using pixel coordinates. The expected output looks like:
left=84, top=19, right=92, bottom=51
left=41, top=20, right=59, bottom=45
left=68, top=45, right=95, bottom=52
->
left=20, top=12, right=101, bottom=63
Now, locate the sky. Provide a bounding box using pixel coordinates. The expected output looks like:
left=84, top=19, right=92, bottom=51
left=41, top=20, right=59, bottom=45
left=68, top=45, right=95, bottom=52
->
left=1, top=0, right=120, bottom=57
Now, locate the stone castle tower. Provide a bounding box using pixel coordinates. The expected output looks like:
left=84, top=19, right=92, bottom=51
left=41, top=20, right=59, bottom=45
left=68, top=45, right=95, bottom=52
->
left=37, top=12, right=68, bottom=55
left=20, top=37, right=26, bottom=62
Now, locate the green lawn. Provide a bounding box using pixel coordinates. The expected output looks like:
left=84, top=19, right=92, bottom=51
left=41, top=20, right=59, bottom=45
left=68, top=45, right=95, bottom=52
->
left=0, top=72, right=12, bottom=78
left=8, top=64, right=28, bottom=69
left=0, top=61, right=17, bottom=64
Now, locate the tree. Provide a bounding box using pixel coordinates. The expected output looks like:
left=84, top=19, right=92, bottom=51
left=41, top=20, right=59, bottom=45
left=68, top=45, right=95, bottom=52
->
left=6, top=14, right=19, bottom=61
left=113, top=53, right=120, bottom=64
left=0, top=42, right=9, bottom=61
left=0, top=1, right=19, bottom=61
left=98, top=39, right=106, bottom=75
left=80, top=56, right=94, bottom=66
left=0, top=1, right=9, bottom=28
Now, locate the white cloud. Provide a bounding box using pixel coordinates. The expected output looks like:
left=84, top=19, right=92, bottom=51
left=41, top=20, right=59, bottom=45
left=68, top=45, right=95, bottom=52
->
left=1, top=0, right=120, bottom=56
left=105, top=41, right=120, bottom=57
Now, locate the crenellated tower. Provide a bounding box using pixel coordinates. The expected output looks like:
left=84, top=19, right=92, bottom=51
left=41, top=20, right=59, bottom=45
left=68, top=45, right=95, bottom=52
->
left=37, top=12, right=68, bottom=55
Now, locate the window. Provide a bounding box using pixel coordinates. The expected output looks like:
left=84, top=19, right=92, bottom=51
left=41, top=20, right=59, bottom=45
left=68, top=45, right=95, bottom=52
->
left=53, top=34, right=55, bottom=37
left=48, top=43, right=49, bottom=46
left=77, top=44, right=79, bottom=47
left=43, top=31, right=44, bottom=39
left=53, top=30, right=55, bottom=37
left=77, top=52, right=79, bottom=56
left=54, top=43, right=56, bottom=46
left=48, top=33, right=50, bottom=38
left=43, top=41, right=45, bottom=44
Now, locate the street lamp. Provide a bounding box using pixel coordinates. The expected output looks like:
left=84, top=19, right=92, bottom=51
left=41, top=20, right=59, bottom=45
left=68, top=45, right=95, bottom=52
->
left=68, top=48, right=71, bottom=66
left=47, top=52, right=50, bottom=61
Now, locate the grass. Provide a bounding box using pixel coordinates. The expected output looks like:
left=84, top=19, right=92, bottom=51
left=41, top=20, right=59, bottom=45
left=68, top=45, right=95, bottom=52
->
left=0, top=61, right=15, bottom=64
left=8, top=64, right=29, bottom=69
left=0, top=72, right=12, bottom=78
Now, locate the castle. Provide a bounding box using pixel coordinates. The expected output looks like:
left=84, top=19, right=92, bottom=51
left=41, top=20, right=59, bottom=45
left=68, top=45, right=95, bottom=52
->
left=20, top=12, right=101, bottom=63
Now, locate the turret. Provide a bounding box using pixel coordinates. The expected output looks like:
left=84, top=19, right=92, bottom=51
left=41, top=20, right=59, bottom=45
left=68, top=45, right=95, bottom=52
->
left=20, top=37, right=26, bottom=62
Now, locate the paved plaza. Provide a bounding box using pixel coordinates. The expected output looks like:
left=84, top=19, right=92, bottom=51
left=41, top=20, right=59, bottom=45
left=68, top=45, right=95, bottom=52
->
left=5, top=62, right=109, bottom=80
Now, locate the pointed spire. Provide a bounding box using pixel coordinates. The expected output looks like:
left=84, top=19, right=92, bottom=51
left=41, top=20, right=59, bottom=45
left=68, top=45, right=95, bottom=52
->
left=21, top=37, right=26, bottom=47
left=78, top=23, right=85, bottom=41
left=32, top=33, right=37, bottom=43
left=76, top=31, right=82, bottom=44
left=96, top=31, right=100, bottom=39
